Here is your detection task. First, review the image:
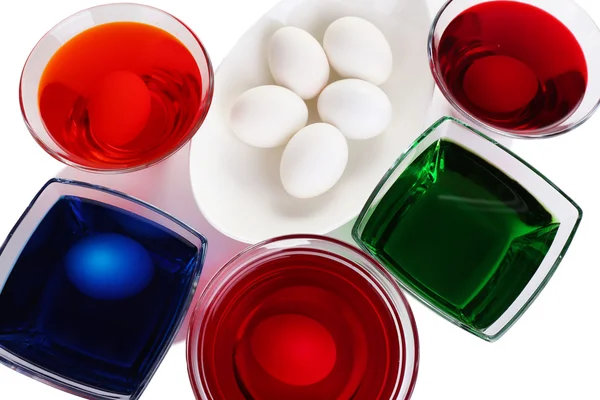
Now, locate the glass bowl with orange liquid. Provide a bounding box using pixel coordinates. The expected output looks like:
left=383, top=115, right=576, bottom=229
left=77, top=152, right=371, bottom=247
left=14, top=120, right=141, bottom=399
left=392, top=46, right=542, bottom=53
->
left=20, top=3, right=214, bottom=173
left=428, top=0, right=600, bottom=138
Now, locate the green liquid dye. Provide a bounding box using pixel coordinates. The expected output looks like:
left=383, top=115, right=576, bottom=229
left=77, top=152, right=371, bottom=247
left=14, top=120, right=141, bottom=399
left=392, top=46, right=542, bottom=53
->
left=357, top=140, right=559, bottom=333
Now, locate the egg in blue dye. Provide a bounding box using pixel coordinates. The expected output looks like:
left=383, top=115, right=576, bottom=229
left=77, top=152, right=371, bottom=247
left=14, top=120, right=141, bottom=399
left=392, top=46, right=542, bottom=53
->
left=65, top=233, right=154, bottom=300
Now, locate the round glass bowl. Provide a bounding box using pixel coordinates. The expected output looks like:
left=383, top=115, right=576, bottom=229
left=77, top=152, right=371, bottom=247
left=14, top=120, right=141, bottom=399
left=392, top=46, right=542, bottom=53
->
left=20, top=3, right=214, bottom=173
left=428, top=0, right=600, bottom=138
left=187, top=235, right=419, bottom=400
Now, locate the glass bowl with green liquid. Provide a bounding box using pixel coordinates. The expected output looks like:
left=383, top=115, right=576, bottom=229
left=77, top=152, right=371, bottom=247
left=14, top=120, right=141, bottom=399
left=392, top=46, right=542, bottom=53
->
left=352, top=117, right=582, bottom=341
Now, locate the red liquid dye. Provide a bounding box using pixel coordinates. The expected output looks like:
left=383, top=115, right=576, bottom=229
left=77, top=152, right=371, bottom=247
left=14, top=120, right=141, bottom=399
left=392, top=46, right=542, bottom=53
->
left=437, top=1, right=587, bottom=131
left=38, top=22, right=204, bottom=169
left=198, top=252, right=401, bottom=399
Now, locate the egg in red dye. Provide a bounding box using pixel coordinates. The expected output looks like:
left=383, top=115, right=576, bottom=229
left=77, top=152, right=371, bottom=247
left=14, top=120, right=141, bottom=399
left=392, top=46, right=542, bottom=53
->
left=249, top=313, right=337, bottom=386
left=463, top=55, right=539, bottom=114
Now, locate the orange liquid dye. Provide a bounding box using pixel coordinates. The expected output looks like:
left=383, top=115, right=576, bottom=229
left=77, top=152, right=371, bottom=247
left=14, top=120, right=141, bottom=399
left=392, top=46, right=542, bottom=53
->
left=38, top=22, right=205, bottom=170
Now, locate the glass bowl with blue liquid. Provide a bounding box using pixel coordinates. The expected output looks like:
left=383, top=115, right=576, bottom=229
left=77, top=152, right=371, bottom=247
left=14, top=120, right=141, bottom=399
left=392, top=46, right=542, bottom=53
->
left=0, top=179, right=207, bottom=399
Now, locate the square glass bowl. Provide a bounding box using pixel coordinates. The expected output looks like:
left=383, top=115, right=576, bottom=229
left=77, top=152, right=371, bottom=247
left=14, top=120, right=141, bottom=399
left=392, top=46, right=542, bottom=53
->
left=0, top=179, right=207, bottom=399
left=352, top=117, right=582, bottom=341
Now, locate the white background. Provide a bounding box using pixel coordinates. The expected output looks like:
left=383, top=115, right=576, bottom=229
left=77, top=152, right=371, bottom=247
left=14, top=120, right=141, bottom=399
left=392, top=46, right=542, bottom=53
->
left=0, top=0, right=598, bottom=399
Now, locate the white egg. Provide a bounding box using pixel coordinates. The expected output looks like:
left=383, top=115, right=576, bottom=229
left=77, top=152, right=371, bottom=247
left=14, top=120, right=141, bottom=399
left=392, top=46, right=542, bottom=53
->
left=280, top=123, right=348, bottom=199
left=323, top=16, right=393, bottom=85
left=317, top=79, right=392, bottom=140
left=268, top=27, right=330, bottom=100
left=230, top=85, right=308, bottom=148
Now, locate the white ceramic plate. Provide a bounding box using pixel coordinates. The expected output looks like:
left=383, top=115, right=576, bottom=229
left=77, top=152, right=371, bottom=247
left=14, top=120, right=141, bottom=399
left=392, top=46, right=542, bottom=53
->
left=190, top=0, right=434, bottom=243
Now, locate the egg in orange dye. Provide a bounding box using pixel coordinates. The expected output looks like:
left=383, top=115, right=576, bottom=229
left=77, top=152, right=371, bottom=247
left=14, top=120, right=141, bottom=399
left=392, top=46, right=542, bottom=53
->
left=88, top=70, right=151, bottom=147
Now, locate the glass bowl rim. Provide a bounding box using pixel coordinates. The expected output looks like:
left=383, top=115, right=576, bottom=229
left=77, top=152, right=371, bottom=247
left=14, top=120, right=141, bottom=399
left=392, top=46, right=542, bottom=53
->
left=351, top=116, right=583, bottom=341
left=4, top=178, right=209, bottom=249
left=186, top=234, right=420, bottom=400
left=18, top=2, right=215, bottom=174
left=427, top=0, right=600, bottom=139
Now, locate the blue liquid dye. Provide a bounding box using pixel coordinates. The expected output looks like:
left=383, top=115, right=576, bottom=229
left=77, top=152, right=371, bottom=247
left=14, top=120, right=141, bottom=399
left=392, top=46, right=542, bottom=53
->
left=0, top=196, right=201, bottom=397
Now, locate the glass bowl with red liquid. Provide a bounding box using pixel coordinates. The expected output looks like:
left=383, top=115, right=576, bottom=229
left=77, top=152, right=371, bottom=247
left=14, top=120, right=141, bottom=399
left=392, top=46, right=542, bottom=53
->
left=20, top=3, right=213, bottom=172
left=428, top=0, right=600, bottom=138
left=186, top=235, right=419, bottom=400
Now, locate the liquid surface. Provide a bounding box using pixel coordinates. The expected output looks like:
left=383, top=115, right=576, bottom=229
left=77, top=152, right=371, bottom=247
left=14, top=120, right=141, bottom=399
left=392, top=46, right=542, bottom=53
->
left=38, top=22, right=204, bottom=169
left=0, top=197, right=200, bottom=396
left=437, top=1, right=587, bottom=131
left=358, top=140, right=559, bottom=331
left=198, top=253, right=401, bottom=399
